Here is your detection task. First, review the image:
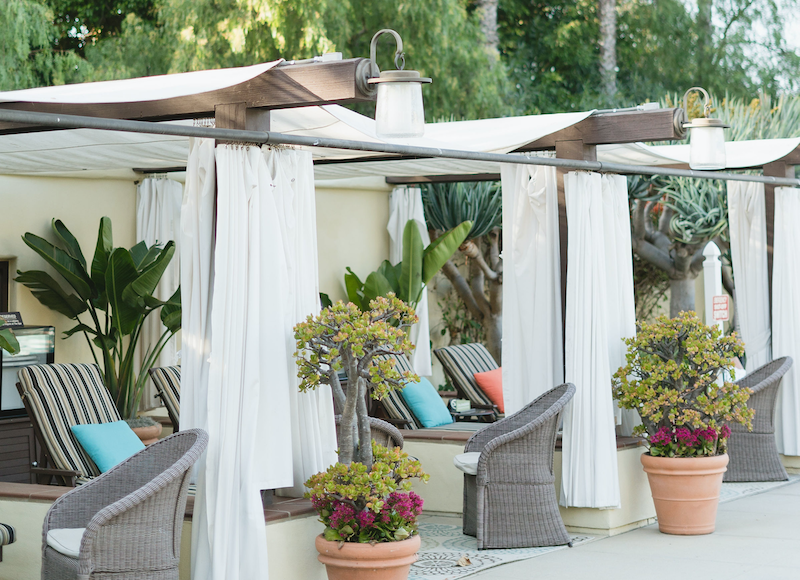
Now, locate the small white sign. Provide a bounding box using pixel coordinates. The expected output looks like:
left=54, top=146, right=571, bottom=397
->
left=712, top=295, right=729, bottom=322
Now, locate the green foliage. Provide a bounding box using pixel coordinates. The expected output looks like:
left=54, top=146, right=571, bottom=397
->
left=305, top=441, right=428, bottom=543
left=293, top=296, right=417, bottom=402
left=0, top=0, right=87, bottom=91
left=0, top=328, right=20, bottom=355
left=422, top=182, right=501, bottom=241
left=659, top=177, right=728, bottom=245
left=15, top=218, right=181, bottom=419
left=612, top=312, right=753, bottom=457
left=345, top=220, right=471, bottom=310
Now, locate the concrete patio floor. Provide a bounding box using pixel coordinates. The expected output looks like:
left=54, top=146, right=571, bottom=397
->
left=464, top=479, right=800, bottom=580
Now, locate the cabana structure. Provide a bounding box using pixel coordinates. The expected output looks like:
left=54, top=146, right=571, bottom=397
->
left=1, top=56, right=799, bottom=580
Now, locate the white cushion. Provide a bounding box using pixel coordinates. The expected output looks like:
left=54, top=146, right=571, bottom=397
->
left=453, top=452, right=481, bottom=475
left=47, top=528, right=85, bottom=559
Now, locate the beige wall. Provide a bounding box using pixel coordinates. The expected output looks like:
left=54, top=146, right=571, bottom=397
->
left=0, top=175, right=136, bottom=364
left=314, top=177, right=392, bottom=303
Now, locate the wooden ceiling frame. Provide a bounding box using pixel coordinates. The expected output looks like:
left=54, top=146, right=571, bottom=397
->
left=0, top=58, right=375, bottom=135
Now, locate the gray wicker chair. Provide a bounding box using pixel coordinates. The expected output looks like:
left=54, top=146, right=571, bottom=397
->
left=41, top=429, right=208, bottom=580
left=457, top=383, right=575, bottom=549
left=724, top=356, right=792, bottom=482
left=334, top=415, right=404, bottom=450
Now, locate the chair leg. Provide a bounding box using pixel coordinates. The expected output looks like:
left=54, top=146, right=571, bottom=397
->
left=463, top=474, right=478, bottom=537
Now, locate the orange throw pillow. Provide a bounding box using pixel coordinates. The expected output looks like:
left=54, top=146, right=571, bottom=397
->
left=473, top=368, right=504, bottom=413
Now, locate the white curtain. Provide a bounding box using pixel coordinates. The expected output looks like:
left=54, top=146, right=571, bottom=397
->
left=180, top=138, right=215, bottom=580
left=772, top=187, right=800, bottom=456
left=728, top=181, right=772, bottom=370
left=499, top=163, right=563, bottom=414
left=387, top=186, right=432, bottom=376
left=274, top=148, right=338, bottom=497
left=136, top=176, right=182, bottom=409
left=561, top=172, right=631, bottom=509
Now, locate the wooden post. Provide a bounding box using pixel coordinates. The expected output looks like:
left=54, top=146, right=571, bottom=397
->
left=555, top=140, right=597, bottom=366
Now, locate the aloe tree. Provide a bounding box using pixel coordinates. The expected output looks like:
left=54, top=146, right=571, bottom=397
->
left=422, top=181, right=503, bottom=362
left=15, top=217, right=181, bottom=419
left=344, top=219, right=472, bottom=310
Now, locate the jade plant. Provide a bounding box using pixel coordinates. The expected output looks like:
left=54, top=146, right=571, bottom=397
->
left=305, top=441, right=428, bottom=543
left=15, top=217, right=180, bottom=419
left=612, top=311, right=753, bottom=457
left=294, top=294, right=417, bottom=467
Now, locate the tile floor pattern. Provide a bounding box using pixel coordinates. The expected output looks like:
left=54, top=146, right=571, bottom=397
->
left=416, top=476, right=800, bottom=580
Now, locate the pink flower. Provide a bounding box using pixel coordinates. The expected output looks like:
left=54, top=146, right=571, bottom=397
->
left=356, top=510, right=376, bottom=528
left=720, top=424, right=732, bottom=439
left=675, top=427, right=698, bottom=446
left=697, top=428, right=718, bottom=442
left=649, top=426, right=673, bottom=446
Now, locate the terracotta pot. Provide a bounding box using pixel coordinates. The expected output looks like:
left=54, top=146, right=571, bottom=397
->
left=131, top=422, right=163, bottom=445
left=641, top=453, right=728, bottom=535
left=315, top=534, right=421, bottom=580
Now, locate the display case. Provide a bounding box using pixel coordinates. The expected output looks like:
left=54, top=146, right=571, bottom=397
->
left=0, top=325, right=55, bottom=418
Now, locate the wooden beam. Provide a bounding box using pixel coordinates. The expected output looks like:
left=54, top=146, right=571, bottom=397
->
left=0, top=58, right=373, bottom=134
left=518, top=108, right=684, bottom=149
left=385, top=173, right=501, bottom=184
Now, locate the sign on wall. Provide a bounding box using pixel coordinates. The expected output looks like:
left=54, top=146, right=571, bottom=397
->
left=712, top=296, right=729, bottom=322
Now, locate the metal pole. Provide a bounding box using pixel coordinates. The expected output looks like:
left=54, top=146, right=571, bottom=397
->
left=1, top=108, right=799, bottom=187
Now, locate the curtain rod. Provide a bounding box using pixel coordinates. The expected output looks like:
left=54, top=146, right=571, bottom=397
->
left=1, top=108, right=798, bottom=187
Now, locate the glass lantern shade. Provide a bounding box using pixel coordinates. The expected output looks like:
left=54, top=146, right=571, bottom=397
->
left=374, top=70, right=427, bottom=139
left=688, top=119, right=727, bottom=170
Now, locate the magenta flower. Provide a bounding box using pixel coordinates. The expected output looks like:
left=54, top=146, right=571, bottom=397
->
left=356, top=510, right=376, bottom=528
left=697, top=428, right=718, bottom=442
left=720, top=424, right=732, bottom=439
left=675, top=427, right=698, bottom=446
left=649, top=426, right=673, bottom=446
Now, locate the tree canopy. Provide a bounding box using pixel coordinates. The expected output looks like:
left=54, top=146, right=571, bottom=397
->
left=1, top=0, right=798, bottom=119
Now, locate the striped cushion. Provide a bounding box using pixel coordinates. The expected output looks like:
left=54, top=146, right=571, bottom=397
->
left=373, top=355, right=421, bottom=429
left=149, top=366, right=180, bottom=429
left=17, top=364, right=120, bottom=478
left=434, top=344, right=498, bottom=412
left=0, top=523, right=15, bottom=546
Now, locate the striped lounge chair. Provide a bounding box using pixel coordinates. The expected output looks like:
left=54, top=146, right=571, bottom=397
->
left=0, top=522, right=15, bottom=562
left=371, top=354, right=424, bottom=429
left=148, top=365, right=181, bottom=432
left=16, top=364, right=121, bottom=486
left=434, top=343, right=501, bottom=420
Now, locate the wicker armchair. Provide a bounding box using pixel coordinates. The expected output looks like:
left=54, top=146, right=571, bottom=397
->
left=455, top=383, right=575, bottom=549
left=41, top=429, right=208, bottom=580
left=724, top=357, right=793, bottom=482
left=334, top=415, right=404, bottom=450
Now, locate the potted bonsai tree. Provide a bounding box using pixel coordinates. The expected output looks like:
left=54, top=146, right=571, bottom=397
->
left=613, top=311, right=753, bottom=535
left=16, top=217, right=180, bottom=439
left=294, top=295, right=430, bottom=580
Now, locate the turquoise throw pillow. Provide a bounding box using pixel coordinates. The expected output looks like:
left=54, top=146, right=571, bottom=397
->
left=400, top=377, right=454, bottom=428
left=70, top=421, right=146, bottom=473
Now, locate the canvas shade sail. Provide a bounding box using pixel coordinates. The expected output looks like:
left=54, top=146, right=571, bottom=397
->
left=136, top=176, right=183, bottom=410
left=499, top=161, right=563, bottom=414
left=387, top=185, right=433, bottom=376
left=772, top=187, right=800, bottom=456
left=728, top=181, right=771, bottom=370
left=561, top=172, right=635, bottom=509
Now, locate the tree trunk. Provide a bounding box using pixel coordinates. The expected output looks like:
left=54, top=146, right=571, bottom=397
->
left=598, top=0, right=617, bottom=101
left=669, top=277, right=696, bottom=318
left=475, top=0, right=500, bottom=59
left=355, top=378, right=372, bottom=469
left=484, top=311, right=502, bottom=365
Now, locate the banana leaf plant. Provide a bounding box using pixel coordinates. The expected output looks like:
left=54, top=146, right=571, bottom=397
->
left=0, top=327, right=19, bottom=354
left=344, top=219, right=472, bottom=310
left=15, top=217, right=181, bottom=419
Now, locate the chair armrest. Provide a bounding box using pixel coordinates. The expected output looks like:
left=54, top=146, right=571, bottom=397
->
left=31, top=467, right=79, bottom=487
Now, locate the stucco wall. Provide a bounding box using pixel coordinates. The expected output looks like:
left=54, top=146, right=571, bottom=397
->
left=314, top=177, right=392, bottom=303
left=0, top=175, right=137, bottom=365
